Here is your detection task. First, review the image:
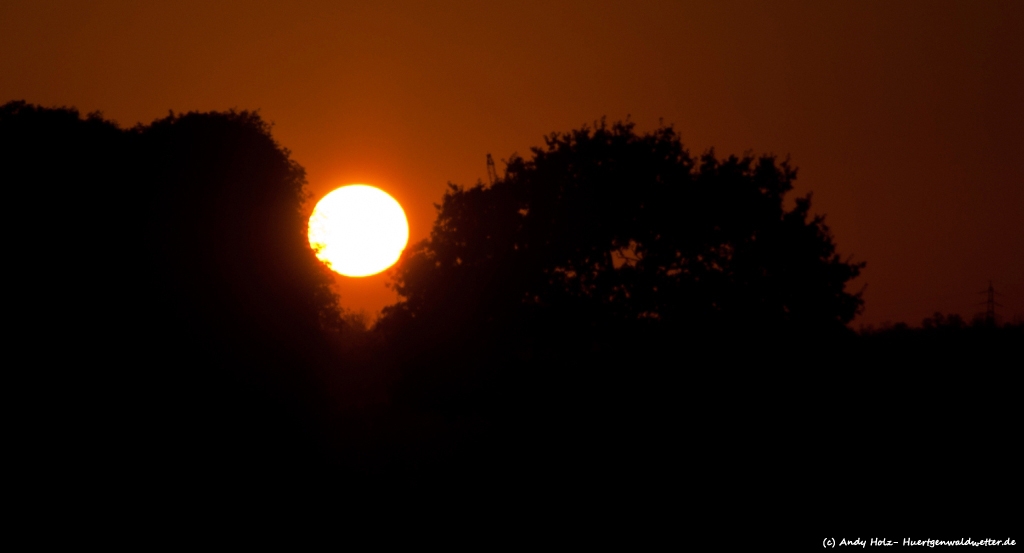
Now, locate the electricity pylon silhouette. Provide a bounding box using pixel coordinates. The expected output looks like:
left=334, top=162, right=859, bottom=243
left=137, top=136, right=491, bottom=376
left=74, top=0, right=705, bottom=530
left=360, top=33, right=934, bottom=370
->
left=979, top=280, right=1002, bottom=326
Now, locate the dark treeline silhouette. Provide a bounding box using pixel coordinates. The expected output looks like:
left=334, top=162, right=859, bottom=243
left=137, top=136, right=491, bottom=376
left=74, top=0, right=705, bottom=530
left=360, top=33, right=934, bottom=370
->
left=373, top=121, right=1017, bottom=526
left=383, top=121, right=865, bottom=344
left=822, top=313, right=1020, bottom=531
left=381, top=121, right=865, bottom=365
left=4, top=101, right=351, bottom=500
left=373, top=121, right=872, bottom=494
left=6, top=102, right=1016, bottom=526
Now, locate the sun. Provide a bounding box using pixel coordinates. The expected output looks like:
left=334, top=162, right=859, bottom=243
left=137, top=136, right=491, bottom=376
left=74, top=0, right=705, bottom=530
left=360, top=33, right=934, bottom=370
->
left=308, top=184, right=409, bottom=277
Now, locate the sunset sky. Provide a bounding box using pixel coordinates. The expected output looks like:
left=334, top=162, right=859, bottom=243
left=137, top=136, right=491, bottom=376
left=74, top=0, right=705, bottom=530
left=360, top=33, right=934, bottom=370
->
left=4, top=0, right=1021, bottom=327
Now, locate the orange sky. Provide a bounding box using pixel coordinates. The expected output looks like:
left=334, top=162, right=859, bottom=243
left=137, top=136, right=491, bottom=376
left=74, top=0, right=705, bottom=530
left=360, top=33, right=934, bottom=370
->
left=4, top=0, right=1021, bottom=327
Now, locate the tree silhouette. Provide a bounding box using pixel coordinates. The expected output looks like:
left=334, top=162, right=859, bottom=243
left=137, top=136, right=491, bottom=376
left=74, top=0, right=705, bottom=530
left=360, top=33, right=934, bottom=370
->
left=137, top=109, right=340, bottom=355
left=3, top=101, right=345, bottom=489
left=369, top=122, right=869, bottom=488
left=381, top=121, right=864, bottom=359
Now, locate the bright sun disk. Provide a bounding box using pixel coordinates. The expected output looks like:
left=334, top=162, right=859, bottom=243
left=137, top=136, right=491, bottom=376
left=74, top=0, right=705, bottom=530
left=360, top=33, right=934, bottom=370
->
left=308, top=184, right=409, bottom=277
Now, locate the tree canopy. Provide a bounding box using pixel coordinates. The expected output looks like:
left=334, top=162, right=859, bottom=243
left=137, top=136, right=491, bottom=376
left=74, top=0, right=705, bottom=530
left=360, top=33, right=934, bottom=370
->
left=2, top=101, right=344, bottom=484
left=381, top=121, right=864, bottom=357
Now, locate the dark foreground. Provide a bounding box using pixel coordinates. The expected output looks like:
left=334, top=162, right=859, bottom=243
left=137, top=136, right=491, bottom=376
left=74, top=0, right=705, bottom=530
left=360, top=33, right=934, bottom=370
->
left=6, top=101, right=1016, bottom=536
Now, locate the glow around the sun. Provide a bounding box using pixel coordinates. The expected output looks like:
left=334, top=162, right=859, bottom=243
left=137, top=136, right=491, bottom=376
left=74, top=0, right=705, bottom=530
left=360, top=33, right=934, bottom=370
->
left=308, top=184, right=409, bottom=277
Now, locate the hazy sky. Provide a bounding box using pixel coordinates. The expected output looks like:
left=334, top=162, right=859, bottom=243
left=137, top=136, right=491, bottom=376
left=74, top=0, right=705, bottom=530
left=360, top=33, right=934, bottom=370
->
left=4, top=0, right=1021, bottom=326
